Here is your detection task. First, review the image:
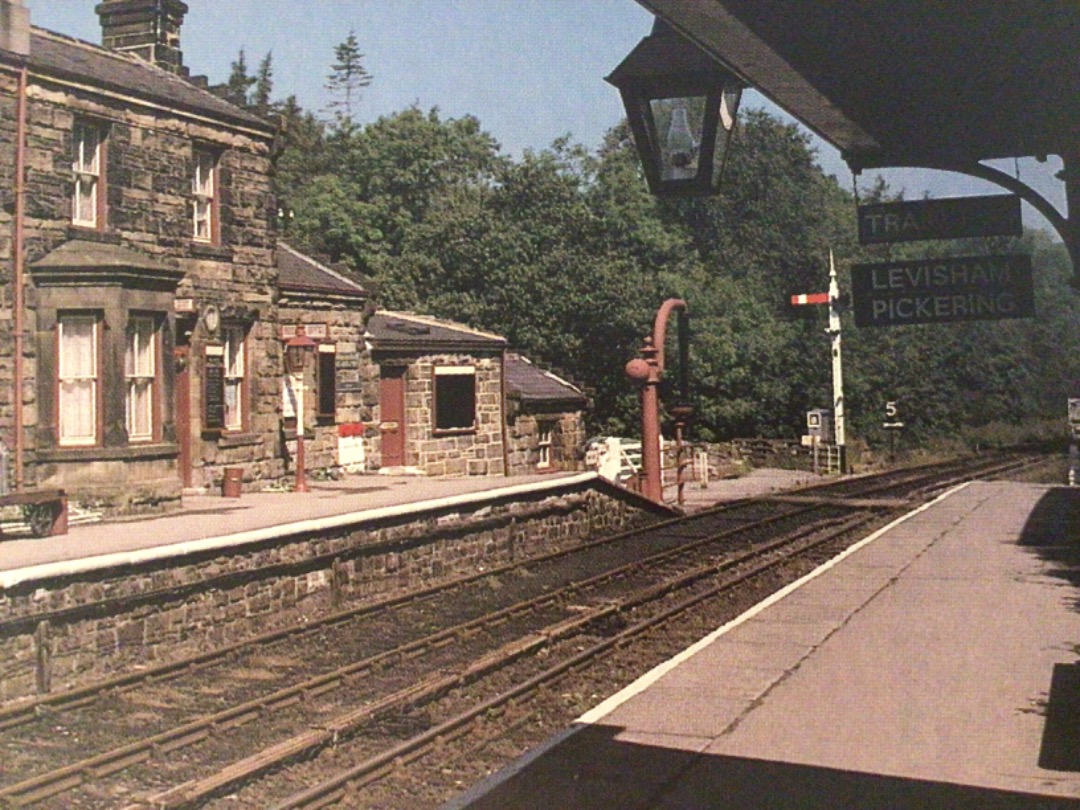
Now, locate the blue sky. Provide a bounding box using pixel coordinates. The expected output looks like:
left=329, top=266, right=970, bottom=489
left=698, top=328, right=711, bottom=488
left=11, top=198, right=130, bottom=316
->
left=30, top=1, right=1065, bottom=235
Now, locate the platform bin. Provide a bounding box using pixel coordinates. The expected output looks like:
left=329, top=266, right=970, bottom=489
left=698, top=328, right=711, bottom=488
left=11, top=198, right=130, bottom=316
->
left=222, top=467, right=243, bottom=498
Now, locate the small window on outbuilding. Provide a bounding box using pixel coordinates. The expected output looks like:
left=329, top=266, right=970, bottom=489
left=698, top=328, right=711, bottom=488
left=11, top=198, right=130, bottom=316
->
left=537, top=424, right=554, bottom=470
left=433, top=366, right=476, bottom=433
left=317, top=344, right=337, bottom=420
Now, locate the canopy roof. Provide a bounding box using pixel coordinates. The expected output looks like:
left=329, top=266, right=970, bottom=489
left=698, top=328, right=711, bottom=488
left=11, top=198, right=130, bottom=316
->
left=634, top=1, right=1080, bottom=276
left=635, top=1, right=1079, bottom=169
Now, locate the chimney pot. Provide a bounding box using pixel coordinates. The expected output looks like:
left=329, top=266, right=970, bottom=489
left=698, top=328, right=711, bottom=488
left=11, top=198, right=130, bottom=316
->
left=96, top=0, right=189, bottom=73
left=0, top=0, right=30, bottom=58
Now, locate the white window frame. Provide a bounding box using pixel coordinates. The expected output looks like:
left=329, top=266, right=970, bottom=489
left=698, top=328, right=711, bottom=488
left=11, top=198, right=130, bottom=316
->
left=223, top=324, right=246, bottom=431
left=193, top=149, right=217, bottom=242
left=537, top=425, right=554, bottom=470
left=72, top=122, right=102, bottom=228
left=58, top=313, right=99, bottom=446
left=125, top=316, right=157, bottom=442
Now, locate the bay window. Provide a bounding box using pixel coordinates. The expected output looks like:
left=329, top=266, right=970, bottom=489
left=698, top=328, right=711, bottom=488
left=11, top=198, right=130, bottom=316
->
left=125, top=316, right=158, bottom=442
left=58, top=313, right=99, bottom=446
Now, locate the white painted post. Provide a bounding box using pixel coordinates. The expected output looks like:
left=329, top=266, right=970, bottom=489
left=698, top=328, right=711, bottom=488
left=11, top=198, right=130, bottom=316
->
left=829, top=250, right=847, bottom=473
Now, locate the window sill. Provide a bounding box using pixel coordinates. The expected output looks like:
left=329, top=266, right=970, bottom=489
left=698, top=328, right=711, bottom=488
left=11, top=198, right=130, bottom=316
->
left=189, top=242, right=233, bottom=261
left=215, top=431, right=261, bottom=448
left=39, top=443, right=179, bottom=463
left=433, top=427, right=477, bottom=438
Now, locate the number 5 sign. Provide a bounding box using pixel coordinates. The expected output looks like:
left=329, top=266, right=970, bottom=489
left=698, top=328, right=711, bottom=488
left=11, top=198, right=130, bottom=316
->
left=884, top=401, right=903, bottom=430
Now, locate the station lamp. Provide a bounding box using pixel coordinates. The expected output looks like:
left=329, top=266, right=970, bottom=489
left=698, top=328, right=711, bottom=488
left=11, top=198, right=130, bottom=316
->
left=606, top=19, right=744, bottom=197
left=284, top=325, right=317, bottom=374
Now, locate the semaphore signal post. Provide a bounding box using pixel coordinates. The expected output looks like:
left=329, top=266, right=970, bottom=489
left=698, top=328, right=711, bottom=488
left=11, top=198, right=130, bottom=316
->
left=790, top=250, right=847, bottom=474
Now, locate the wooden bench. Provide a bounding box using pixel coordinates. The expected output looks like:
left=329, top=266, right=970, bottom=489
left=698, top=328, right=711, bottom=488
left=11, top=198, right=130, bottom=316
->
left=0, top=489, right=68, bottom=537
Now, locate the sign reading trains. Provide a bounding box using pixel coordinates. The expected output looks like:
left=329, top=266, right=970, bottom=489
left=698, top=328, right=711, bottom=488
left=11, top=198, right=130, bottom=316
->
left=857, top=195, right=1022, bottom=244
left=850, top=254, right=1035, bottom=327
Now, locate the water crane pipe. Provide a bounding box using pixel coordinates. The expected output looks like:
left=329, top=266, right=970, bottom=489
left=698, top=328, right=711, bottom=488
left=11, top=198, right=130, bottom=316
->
left=626, top=298, right=689, bottom=503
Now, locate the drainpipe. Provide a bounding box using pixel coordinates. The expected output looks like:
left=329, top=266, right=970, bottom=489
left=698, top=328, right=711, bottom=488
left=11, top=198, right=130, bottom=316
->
left=12, top=60, right=27, bottom=491
left=5, top=0, right=30, bottom=492
left=499, top=347, right=510, bottom=477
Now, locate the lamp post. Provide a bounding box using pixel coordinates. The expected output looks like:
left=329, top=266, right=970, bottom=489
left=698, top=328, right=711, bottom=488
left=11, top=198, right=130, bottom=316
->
left=285, top=325, right=316, bottom=493
left=606, top=18, right=744, bottom=197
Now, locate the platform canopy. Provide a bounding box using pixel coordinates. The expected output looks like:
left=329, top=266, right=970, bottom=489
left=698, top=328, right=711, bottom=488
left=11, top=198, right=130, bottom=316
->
left=632, top=0, right=1080, bottom=276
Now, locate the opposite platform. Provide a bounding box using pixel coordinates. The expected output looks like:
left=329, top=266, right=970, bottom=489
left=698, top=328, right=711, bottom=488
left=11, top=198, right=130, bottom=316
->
left=450, top=481, right=1080, bottom=809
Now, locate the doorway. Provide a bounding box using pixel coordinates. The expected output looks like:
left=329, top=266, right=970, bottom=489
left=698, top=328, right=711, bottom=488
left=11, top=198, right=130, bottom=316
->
left=379, top=366, right=406, bottom=467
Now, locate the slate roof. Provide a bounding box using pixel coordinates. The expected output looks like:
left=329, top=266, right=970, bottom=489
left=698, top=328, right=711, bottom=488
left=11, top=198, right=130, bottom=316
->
left=30, top=238, right=185, bottom=285
left=505, top=353, right=588, bottom=408
left=366, top=312, right=507, bottom=353
left=23, top=27, right=271, bottom=133
left=277, top=243, right=369, bottom=300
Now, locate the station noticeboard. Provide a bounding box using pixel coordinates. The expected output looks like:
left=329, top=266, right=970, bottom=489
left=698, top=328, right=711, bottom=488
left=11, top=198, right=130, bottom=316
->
left=850, top=253, right=1035, bottom=328
left=857, top=195, right=1022, bottom=244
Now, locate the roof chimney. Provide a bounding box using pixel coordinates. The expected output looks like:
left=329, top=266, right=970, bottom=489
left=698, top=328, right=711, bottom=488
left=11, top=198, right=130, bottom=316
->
left=0, top=0, right=30, bottom=58
left=95, top=0, right=189, bottom=74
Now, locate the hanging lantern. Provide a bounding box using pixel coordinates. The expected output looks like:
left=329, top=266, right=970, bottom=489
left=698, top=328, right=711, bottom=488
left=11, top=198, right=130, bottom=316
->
left=285, top=325, right=316, bottom=373
left=606, top=19, right=744, bottom=197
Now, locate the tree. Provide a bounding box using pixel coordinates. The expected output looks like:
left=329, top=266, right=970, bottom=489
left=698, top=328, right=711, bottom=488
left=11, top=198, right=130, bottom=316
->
left=325, top=31, right=373, bottom=122
left=224, top=48, right=256, bottom=108
left=252, top=51, right=274, bottom=115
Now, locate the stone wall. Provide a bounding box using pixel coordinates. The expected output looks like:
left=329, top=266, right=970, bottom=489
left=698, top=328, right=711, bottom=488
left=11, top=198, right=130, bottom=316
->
left=0, top=479, right=670, bottom=703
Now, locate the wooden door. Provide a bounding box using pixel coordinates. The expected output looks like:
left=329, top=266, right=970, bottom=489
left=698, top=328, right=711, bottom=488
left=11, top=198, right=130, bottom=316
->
left=379, top=366, right=406, bottom=467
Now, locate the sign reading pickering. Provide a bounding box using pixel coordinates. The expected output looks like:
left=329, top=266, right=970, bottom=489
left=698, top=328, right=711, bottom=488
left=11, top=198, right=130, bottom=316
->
left=851, top=254, right=1035, bottom=327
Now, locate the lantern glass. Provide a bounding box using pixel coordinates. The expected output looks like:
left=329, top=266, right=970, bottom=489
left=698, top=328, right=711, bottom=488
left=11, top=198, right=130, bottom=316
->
left=285, top=344, right=306, bottom=373
left=651, top=96, right=704, bottom=182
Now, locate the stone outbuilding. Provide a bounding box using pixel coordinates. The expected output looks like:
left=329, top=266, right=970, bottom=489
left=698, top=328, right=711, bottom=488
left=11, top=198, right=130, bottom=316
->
left=365, top=312, right=507, bottom=477
left=504, top=353, right=589, bottom=475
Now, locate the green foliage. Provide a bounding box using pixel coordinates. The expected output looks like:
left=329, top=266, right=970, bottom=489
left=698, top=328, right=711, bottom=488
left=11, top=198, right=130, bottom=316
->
left=261, top=67, right=1079, bottom=452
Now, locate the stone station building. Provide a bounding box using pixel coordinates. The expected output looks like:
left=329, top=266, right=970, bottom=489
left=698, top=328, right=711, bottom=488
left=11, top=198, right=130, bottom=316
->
left=0, top=0, right=590, bottom=516
left=0, top=0, right=285, bottom=513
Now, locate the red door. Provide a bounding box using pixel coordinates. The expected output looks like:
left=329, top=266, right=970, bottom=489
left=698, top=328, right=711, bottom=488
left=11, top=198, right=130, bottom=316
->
left=379, top=367, right=406, bottom=467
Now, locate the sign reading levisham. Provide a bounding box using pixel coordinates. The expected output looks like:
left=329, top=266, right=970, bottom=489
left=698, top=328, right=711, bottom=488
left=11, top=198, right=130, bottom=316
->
left=857, top=195, right=1022, bottom=244
left=851, top=254, right=1035, bottom=327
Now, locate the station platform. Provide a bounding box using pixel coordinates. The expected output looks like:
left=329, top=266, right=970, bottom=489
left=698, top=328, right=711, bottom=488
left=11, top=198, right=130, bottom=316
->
left=449, top=481, right=1080, bottom=809
left=0, top=467, right=815, bottom=582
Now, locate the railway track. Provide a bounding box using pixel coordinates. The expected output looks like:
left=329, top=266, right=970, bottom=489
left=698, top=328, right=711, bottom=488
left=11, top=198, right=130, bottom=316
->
left=0, top=452, right=1046, bottom=809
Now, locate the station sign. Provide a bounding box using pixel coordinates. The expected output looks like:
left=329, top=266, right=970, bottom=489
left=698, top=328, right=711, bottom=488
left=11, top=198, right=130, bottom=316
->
left=851, top=253, right=1035, bottom=327
left=857, top=195, right=1022, bottom=244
